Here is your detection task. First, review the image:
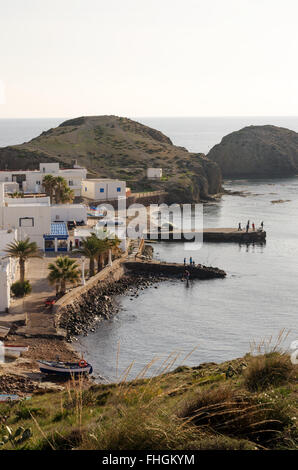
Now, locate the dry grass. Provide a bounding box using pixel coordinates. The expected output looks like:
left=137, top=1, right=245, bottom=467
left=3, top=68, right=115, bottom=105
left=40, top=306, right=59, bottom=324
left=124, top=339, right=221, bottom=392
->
left=178, top=384, right=294, bottom=447
left=0, top=335, right=297, bottom=450
left=244, top=353, right=295, bottom=392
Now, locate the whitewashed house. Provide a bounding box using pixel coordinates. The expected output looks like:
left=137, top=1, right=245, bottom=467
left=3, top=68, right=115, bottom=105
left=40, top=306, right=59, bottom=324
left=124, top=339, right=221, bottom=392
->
left=0, top=183, right=87, bottom=251
left=0, top=162, right=87, bottom=197
left=82, top=179, right=126, bottom=201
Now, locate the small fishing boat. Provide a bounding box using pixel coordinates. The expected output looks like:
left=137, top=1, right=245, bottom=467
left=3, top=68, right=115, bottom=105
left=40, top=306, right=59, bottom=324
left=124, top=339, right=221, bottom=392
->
left=2, top=344, right=29, bottom=358
left=37, top=360, right=93, bottom=376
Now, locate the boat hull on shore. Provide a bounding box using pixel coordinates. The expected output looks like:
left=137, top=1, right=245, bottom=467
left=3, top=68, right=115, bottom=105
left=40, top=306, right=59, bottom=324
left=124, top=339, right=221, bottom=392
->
left=37, top=360, right=93, bottom=376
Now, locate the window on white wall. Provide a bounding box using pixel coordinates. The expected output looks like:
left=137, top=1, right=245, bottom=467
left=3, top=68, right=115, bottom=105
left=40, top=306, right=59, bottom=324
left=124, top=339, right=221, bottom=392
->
left=19, top=217, right=34, bottom=227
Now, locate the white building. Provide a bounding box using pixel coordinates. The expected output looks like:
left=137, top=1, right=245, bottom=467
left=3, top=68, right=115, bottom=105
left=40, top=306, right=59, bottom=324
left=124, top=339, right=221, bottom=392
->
left=0, top=162, right=87, bottom=197
left=0, top=183, right=87, bottom=250
left=0, top=228, right=18, bottom=312
left=147, top=168, right=162, bottom=179
left=51, top=204, right=87, bottom=224
left=82, top=179, right=126, bottom=201
left=0, top=194, right=52, bottom=249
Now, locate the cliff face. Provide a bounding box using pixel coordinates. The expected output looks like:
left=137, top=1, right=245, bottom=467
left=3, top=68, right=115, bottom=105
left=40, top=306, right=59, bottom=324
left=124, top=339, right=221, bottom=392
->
left=207, top=125, right=298, bottom=178
left=0, top=115, right=222, bottom=203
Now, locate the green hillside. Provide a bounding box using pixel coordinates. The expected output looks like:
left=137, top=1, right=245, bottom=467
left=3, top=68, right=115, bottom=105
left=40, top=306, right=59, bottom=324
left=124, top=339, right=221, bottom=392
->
left=0, top=116, right=222, bottom=203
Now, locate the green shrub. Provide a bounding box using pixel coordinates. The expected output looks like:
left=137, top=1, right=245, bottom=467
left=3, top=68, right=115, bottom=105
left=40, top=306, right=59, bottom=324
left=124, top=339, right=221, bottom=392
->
left=36, top=428, right=85, bottom=450
left=14, top=406, right=46, bottom=422
left=11, top=280, right=32, bottom=297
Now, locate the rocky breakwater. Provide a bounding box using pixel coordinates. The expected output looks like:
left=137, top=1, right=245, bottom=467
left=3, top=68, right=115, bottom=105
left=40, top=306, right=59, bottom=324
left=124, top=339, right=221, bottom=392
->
left=58, top=273, right=169, bottom=342
left=124, top=261, right=226, bottom=279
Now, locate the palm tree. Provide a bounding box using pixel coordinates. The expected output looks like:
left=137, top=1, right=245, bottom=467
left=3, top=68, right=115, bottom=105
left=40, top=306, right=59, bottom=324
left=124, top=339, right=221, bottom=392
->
left=43, top=175, right=74, bottom=204
left=76, top=236, right=100, bottom=277
left=60, top=185, right=75, bottom=204
left=4, top=238, right=42, bottom=283
left=92, top=235, right=109, bottom=272
left=48, top=256, right=80, bottom=295
left=42, top=175, right=56, bottom=203
left=107, top=234, right=122, bottom=257
left=54, top=176, right=74, bottom=204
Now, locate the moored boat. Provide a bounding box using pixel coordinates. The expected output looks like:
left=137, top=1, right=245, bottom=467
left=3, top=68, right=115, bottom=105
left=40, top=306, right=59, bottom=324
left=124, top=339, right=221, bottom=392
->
left=37, top=360, right=93, bottom=376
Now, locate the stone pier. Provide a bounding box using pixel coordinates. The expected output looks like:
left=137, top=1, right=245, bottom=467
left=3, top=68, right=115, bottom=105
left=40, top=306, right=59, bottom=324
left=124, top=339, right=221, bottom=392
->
left=124, top=260, right=226, bottom=279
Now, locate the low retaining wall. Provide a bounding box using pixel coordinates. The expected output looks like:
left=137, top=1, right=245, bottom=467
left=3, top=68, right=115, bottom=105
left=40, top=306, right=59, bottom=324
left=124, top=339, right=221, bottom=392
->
left=53, top=257, right=126, bottom=327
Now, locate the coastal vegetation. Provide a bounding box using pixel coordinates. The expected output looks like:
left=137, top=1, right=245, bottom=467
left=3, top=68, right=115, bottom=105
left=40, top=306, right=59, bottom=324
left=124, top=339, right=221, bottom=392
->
left=76, top=237, right=99, bottom=277
left=47, top=257, right=80, bottom=295
left=0, top=350, right=296, bottom=450
left=0, top=115, right=222, bottom=203
left=76, top=232, right=122, bottom=278
left=10, top=280, right=32, bottom=298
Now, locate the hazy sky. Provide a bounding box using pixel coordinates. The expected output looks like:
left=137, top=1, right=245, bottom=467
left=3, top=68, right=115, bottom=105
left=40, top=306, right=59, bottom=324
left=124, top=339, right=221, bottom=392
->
left=1, top=0, right=297, bottom=118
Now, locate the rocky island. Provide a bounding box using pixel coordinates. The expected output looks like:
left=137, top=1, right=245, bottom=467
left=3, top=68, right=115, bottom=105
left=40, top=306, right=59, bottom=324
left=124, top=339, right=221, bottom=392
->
left=0, top=115, right=222, bottom=204
left=207, top=125, right=298, bottom=178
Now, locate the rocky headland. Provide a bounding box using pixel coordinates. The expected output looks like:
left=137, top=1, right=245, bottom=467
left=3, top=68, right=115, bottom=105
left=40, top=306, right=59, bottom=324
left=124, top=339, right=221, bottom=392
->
left=0, top=115, right=222, bottom=203
left=207, top=125, right=298, bottom=178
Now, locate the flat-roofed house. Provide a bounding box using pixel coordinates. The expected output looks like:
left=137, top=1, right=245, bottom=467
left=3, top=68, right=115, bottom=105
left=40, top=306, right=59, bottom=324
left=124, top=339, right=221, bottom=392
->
left=0, top=162, right=87, bottom=197
left=82, top=179, right=126, bottom=201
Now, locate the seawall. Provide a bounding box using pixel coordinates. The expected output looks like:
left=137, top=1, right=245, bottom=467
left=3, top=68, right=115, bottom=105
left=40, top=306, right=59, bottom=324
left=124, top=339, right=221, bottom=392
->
left=53, top=257, right=126, bottom=330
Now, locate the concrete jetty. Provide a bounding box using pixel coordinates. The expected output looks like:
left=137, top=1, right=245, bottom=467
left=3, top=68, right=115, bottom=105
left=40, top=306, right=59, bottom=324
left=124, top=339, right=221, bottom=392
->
left=124, top=260, right=226, bottom=279
left=143, top=228, right=266, bottom=243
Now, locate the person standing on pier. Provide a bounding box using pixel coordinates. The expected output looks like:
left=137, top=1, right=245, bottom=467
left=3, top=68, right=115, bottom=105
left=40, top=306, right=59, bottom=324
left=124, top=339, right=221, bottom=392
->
left=238, top=222, right=242, bottom=231
left=184, top=257, right=186, bottom=266
left=184, top=269, right=190, bottom=286
left=252, top=222, right=255, bottom=231
left=246, top=220, right=250, bottom=232
left=261, top=221, right=264, bottom=230
left=189, top=256, right=192, bottom=265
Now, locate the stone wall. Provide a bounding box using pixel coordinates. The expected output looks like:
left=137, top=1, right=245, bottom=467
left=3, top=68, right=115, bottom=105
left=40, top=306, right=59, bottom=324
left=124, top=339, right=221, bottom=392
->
left=53, top=257, right=126, bottom=327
